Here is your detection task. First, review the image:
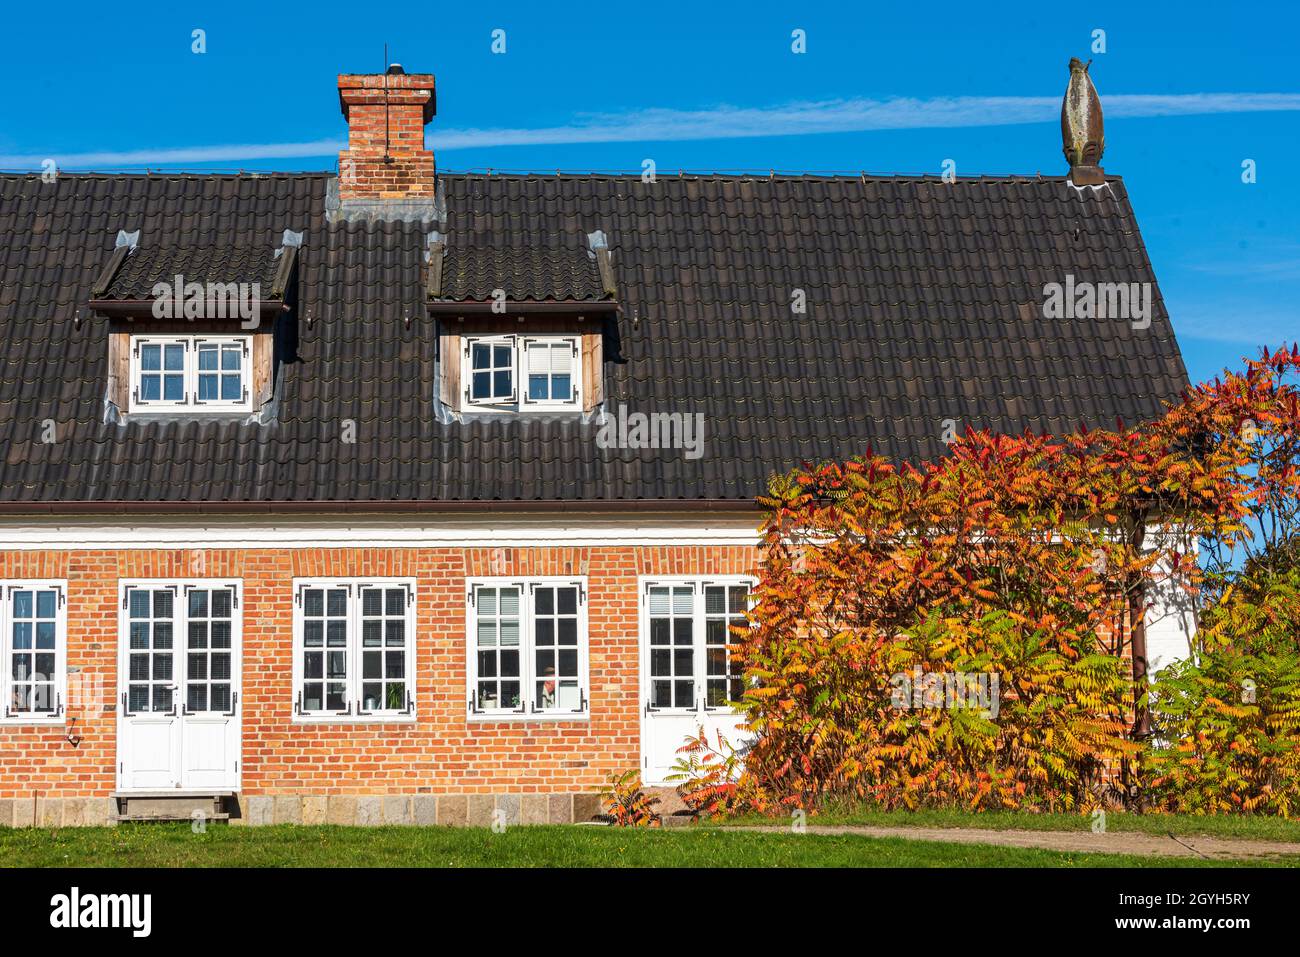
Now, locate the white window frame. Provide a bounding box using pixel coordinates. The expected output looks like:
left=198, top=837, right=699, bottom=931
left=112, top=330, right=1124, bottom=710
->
left=119, top=578, right=243, bottom=717
left=291, top=578, right=417, bottom=723
left=466, top=576, right=590, bottom=721
left=0, top=580, right=68, bottom=724
left=129, top=333, right=253, bottom=413
left=461, top=334, right=582, bottom=411
left=641, top=576, right=756, bottom=715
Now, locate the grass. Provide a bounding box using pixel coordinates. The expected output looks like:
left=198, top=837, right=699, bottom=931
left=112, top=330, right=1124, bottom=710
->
left=713, top=805, right=1300, bottom=842
left=0, top=822, right=1294, bottom=868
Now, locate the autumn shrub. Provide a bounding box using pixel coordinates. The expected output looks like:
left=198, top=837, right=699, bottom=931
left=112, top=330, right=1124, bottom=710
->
left=598, top=770, right=661, bottom=827
left=1144, top=550, right=1300, bottom=815
left=726, top=347, right=1300, bottom=816
left=667, top=728, right=748, bottom=817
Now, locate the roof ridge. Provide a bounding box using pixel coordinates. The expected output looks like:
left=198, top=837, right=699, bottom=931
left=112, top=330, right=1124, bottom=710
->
left=0, top=169, right=1124, bottom=184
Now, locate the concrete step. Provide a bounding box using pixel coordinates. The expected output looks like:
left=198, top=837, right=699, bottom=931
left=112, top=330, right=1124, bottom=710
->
left=114, top=792, right=233, bottom=822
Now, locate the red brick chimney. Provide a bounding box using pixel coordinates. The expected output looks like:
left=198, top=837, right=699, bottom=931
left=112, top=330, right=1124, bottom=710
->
left=337, top=64, right=436, bottom=201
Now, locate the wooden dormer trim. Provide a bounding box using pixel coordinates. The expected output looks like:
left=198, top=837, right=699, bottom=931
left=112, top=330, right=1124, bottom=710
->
left=105, top=318, right=279, bottom=414
left=438, top=314, right=605, bottom=413
left=89, top=246, right=132, bottom=299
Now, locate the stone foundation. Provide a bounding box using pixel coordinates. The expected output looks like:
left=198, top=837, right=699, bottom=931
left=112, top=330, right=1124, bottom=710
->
left=234, top=792, right=605, bottom=827
left=0, top=796, right=119, bottom=827
left=0, top=793, right=604, bottom=827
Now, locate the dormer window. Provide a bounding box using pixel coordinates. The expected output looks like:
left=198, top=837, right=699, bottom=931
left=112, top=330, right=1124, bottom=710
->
left=129, top=334, right=252, bottom=413
left=523, top=337, right=578, bottom=406
left=88, top=235, right=300, bottom=421
left=463, top=334, right=581, bottom=411
left=428, top=240, right=618, bottom=418
left=467, top=336, right=517, bottom=405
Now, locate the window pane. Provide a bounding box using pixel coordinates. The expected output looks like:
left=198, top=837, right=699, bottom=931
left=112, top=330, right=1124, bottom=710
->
left=221, top=347, right=241, bottom=371
left=552, top=374, right=571, bottom=399
left=35, top=591, right=56, bottom=618
left=528, top=375, right=549, bottom=400
left=221, top=375, right=241, bottom=401
left=211, top=621, right=230, bottom=648
left=499, top=620, right=519, bottom=646
left=493, top=370, right=512, bottom=397
left=163, top=344, right=185, bottom=370
left=163, top=375, right=184, bottom=401
left=141, top=344, right=161, bottom=371
left=385, top=620, right=404, bottom=646
left=198, top=346, right=218, bottom=371
left=198, top=375, right=218, bottom=401
left=210, top=653, right=231, bottom=681
left=140, top=376, right=161, bottom=401
left=472, top=343, right=490, bottom=368
left=535, top=619, right=554, bottom=646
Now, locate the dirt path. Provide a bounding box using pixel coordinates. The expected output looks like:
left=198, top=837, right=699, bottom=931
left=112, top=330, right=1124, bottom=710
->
left=726, top=824, right=1300, bottom=860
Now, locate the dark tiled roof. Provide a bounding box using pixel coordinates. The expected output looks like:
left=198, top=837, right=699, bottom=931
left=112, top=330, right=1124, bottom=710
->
left=98, top=244, right=285, bottom=302
left=436, top=245, right=610, bottom=302
left=0, top=171, right=1189, bottom=505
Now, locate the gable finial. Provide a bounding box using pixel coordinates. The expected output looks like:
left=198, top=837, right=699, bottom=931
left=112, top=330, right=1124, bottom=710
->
left=1061, top=57, right=1105, bottom=186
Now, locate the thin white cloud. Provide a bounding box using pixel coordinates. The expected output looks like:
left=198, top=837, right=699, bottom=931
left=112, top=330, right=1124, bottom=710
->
left=2, top=92, right=1299, bottom=169
left=1172, top=304, right=1300, bottom=344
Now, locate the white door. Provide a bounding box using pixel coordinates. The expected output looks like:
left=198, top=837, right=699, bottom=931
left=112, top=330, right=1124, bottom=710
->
left=118, top=581, right=241, bottom=791
left=639, top=578, right=753, bottom=786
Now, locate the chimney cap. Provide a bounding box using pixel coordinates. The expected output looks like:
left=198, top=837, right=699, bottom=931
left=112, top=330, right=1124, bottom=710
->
left=337, top=69, right=437, bottom=123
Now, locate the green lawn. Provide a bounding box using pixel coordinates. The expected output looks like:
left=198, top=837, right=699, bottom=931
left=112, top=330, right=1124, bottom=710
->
left=0, top=822, right=1292, bottom=867
left=714, top=806, right=1300, bottom=842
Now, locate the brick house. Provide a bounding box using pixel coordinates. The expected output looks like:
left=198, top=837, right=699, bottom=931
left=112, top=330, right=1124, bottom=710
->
left=0, top=63, right=1192, bottom=826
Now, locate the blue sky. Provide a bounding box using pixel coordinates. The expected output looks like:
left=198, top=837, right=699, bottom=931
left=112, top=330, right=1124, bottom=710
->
left=1, top=0, right=1295, bottom=386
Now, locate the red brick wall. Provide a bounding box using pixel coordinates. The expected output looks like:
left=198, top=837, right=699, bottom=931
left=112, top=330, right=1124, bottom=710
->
left=0, top=545, right=758, bottom=800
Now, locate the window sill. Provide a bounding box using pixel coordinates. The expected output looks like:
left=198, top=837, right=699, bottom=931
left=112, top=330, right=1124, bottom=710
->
left=0, top=716, right=65, bottom=727
left=467, top=711, right=590, bottom=724
left=290, top=715, right=419, bottom=726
